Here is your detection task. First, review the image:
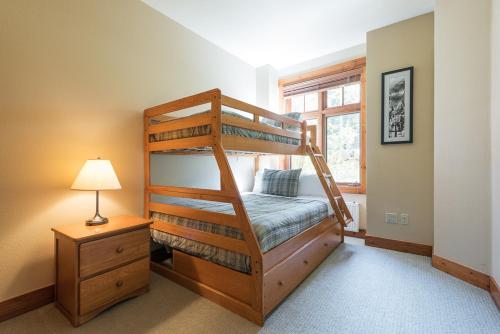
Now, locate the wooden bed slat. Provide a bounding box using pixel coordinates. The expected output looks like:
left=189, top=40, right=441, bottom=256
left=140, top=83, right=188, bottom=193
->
left=149, top=113, right=212, bottom=134
left=148, top=135, right=214, bottom=151
left=173, top=250, right=253, bottom=304
left=147, top=185, right=236, bottom=203
left=222, top=135, right=303, bottom=155
left=149, top=202, right=240, bottom=229
left=221, top=115, right=302, bottom=140
left=151, top=219, right=250, bottom=256
left=221, top=95, right=301, bottom=127
left=145, top=89, right=219, bottom=117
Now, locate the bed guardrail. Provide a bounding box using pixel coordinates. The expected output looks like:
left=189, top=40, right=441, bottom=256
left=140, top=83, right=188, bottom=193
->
left=144, top=89, right=308, bottom=155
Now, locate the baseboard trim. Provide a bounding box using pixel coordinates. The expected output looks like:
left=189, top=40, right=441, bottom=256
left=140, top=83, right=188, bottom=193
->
left=432, top=255, right=490, bottom=290
left=490, top=276, right=500, bottom=310
left=365, top=235, right=432, bottom=257
left=344, top=229, right=366, bottom=239
left=0, top=285, right=54, bottom=323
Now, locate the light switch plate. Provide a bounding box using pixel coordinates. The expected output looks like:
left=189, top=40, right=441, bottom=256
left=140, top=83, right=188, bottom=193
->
left=400, top=214, right=409, bottom=225
left=385, top=212, right=398, bottom=224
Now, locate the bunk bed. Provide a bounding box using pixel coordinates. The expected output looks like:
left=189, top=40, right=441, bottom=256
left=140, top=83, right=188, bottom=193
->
left=144, top=89, right=353, bottom=325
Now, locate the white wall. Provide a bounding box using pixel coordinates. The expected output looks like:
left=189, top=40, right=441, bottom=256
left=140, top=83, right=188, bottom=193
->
left=491, top=0, right=500, bottom=283
left=151, top=155, right=255, bottom=192
left=434, top=0, right=491, bottom=273
left=256, top=65, right=279, bottom=112
left=278, top=44, right=366, bottom=78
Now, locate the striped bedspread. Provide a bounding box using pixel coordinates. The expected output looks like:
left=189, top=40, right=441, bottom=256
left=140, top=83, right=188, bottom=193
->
left=149, top=111, right=300, bottom=146
left=150, top=193, right=329, bottom=273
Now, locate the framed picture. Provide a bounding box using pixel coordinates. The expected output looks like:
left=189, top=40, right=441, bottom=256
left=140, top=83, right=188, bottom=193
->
left=381, top=67, right=413, bottom=144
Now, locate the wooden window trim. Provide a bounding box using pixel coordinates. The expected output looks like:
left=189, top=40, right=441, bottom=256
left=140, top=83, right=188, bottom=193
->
left=279, top=58, right=366, bottom=194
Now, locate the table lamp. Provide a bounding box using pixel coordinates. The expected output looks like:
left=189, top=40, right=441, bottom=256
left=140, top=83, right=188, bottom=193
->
left=71, top=158, right=121, bottom=225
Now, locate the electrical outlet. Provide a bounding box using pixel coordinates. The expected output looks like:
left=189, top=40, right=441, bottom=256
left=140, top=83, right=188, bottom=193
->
left=385, top=212, right=398, bottom=224
left=400, top=213, right=409, bottom=225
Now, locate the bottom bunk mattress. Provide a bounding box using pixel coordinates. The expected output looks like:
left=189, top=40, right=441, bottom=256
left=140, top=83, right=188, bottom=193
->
left=150, top=193, right=329, bottom=273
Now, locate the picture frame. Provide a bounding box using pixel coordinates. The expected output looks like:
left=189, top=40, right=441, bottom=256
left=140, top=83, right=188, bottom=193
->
left=381, top=66, right=413, bottom=144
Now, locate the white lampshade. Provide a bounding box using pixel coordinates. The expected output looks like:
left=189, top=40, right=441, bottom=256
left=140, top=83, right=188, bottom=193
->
left=71, top=159, right=121, bottom=191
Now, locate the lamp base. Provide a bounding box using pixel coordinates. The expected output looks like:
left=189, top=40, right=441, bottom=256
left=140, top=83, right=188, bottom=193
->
left=85, top=214, right=109, bottom=226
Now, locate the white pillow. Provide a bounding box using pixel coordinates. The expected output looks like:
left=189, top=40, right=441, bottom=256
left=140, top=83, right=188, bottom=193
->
left=297, top=173, right=325, bottom=197
left=252, top=170, right=264, bottom=193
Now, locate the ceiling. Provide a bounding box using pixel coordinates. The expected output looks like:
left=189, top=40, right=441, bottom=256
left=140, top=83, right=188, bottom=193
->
left=144, top=0, right=434, bottom=69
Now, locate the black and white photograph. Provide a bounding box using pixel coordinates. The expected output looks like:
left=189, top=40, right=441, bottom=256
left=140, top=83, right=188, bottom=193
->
left=381, top=67, right=413, bottom=144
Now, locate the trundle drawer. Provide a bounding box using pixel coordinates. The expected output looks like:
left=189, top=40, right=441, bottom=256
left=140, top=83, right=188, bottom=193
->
left=80, top=228, right=149, bottom=277
left=263, top=225, right=341, bottom=315
left=79, top=258, right=150, bottom=315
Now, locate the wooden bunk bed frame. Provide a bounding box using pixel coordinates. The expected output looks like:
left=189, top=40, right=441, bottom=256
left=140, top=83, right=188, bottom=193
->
left=144, top=89, right=353, bottom=325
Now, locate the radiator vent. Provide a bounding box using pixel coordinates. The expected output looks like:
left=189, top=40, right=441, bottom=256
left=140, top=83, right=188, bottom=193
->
left=344, top=201, right=360, bottom=232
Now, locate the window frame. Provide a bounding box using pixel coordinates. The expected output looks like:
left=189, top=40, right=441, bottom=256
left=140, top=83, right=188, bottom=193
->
left=279, top=58, right=366, bottom=194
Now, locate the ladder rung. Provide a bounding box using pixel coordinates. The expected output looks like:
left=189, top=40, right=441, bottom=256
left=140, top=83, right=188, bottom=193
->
left=313, top=153, right=323, bottom=157
left=323, top=173, right=332, bottom=178
left=334, top=196, right=343, bottom=201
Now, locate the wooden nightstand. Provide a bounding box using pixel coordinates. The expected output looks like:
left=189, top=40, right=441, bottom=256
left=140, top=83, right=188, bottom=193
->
left=52, top=215, right=152, bottom=327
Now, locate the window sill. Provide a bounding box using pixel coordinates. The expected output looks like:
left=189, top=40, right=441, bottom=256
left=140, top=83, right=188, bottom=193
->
left=338, top=185, right=365, bottom=194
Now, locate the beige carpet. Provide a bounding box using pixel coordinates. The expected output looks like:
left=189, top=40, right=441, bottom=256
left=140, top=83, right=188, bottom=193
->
left=1, top=239, right=499, bottom=334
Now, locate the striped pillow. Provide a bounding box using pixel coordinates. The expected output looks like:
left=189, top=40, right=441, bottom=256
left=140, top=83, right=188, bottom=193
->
left=261, top=168, right=302, bottom=197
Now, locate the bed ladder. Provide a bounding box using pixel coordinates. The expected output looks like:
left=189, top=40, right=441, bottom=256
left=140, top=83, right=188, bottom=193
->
left=306, top=144, right=353, bottom=227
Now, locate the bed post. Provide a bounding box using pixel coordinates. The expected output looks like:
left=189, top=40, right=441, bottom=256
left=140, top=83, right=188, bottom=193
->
left=144, top=113, right=151, bottom=219
left=301, top=120, right=307, bottom=153
left=210, top=90, right=264, bottom=324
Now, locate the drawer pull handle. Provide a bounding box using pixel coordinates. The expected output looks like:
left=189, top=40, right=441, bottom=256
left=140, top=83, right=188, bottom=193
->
left=116, top=280, right=124, bottom=288
left=278, top=281, right=283, bottom=286
left=303, top=260, right=309, bottom=265
left=116, top=246, right=124, bottom=254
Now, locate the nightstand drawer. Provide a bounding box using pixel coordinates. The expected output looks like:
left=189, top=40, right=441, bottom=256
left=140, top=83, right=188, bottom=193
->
left=80, top=228, right=149, bottom=277
left=79, top=257, right=150, bottom=315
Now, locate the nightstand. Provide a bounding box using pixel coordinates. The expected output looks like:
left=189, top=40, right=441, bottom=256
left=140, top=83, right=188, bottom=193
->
left=52, top=215, right=152, bottom=327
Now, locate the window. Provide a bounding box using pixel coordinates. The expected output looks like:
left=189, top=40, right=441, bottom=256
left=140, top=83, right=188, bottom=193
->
left=326, top=87, right=342, bottom=108
left=279, top=58, right=366, bottom=193
left=326, top=113, right=360, bottom=184
left=304, top=93, right=318, bottom=112
left=343, top=83, right=361, bottom=105
left=326, top=83, right=361, bottom=108
left=291, top=95, right=304, bottom=113
left=286, top=92, right=319, bottom=113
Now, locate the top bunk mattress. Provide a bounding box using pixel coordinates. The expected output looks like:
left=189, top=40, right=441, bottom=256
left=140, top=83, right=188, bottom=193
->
left=150, top=192, right=329, bottom=273
left=149, top=110, right=300, bottom=147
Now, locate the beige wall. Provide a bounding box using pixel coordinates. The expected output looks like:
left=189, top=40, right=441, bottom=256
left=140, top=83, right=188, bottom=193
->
left=491, top=0, right=500, bottom=282
left=434, top=0, right=491, bottom=274
left=0, top=0, right=256, bottom=302
left=366, top=13, right=434, bottom=245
